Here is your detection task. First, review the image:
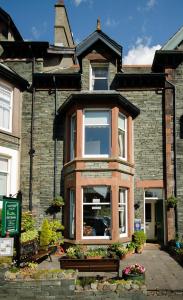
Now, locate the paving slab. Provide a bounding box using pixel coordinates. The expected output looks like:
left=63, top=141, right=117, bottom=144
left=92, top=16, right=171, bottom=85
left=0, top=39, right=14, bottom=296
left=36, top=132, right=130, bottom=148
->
left=38, top=245, right=183, bottom=292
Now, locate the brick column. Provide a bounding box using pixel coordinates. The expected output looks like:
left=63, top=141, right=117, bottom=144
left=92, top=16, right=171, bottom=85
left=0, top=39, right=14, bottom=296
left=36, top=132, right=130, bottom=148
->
left=167, top=208, right=175, bottom=241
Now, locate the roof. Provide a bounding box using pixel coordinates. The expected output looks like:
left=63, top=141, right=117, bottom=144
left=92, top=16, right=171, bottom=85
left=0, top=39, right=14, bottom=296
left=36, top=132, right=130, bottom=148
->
left=0, top=41, right=49, bottom=58
left=58, top=91, right=140, bottom=119
left=0, top=7, right=23, bottom=41
left=111, top=73, right=166, bottom=89
left=162, top=26, right=183, bottom=50
left=0, top=63, right=29, bottom=90
left=76, top=29, right=122, bottom=58
left=152, top=50, right=183, bottom=72
left=33, top=72, right=81, bottom=89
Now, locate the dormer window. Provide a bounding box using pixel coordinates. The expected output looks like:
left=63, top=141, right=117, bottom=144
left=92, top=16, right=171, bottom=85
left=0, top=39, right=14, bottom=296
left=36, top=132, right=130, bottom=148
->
left=90, top=64, right=108, bottom=90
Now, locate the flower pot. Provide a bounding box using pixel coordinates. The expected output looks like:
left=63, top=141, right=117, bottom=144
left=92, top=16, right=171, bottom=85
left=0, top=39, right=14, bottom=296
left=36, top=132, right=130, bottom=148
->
left=136, top=245, right=144, bottom=254
left=123, top=273, right=145, bottom=282
left=86, top=256, right=102, bottom=259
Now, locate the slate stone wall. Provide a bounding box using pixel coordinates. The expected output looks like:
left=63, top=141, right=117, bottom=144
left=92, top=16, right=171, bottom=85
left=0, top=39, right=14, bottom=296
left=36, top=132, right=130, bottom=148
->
left=174, top=62, right=183, bottom=235
left=122, top=90, right=164, bottom=220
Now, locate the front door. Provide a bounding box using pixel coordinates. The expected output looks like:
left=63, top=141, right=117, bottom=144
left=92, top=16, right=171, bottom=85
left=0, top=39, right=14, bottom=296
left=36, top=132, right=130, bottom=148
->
left=145, top=201, right=156, bottom=240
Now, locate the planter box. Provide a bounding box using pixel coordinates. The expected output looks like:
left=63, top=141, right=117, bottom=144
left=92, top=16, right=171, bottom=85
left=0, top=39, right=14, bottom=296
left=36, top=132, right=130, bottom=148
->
left=123, top=273, right=145, bottom=282
left=59, top=258, right=120, bottom=276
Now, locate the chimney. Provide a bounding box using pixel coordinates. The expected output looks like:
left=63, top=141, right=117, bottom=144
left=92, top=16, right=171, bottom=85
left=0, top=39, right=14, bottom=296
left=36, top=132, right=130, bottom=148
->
left=54, top=0, right=74, bottom=47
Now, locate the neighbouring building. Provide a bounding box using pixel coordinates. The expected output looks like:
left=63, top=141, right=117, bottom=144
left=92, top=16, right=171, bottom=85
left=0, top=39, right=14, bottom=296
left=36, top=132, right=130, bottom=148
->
left=0, top=0, right=183, bottom=245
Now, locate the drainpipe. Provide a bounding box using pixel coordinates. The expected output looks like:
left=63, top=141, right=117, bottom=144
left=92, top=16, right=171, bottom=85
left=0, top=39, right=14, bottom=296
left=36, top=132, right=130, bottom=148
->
left=28, top=56, right=36, bottom=212
left=165, top=80, right=177, bottom=199
left=53, top=76, right=57, bottom=199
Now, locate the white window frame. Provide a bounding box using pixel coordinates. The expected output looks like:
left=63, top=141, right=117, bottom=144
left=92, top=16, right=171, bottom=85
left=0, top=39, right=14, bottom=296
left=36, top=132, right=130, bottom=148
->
left=0, top=156, right=10, bottom=196
left=83, top=108, right=111, bottom=158
left=118, top=112, right=127, bottom=160
left=0, top=83, right=13, bottom=132
left=90, top=63, right=109, bottom=91
left=82, top=186, right=111, bottom=240
left=0, top=146, right=19, bottom=197
left=119, top=188, right=128, bottom=237
left=70, top=113, right=76, bottom=161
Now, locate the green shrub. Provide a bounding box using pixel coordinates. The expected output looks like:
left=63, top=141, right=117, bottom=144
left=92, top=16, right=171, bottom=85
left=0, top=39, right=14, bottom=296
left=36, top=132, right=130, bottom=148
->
left=40, top=218, right=64, bottom=248
left=21, top=229, right=39, bottom=243
left=133, top=231, right=147, bottom=246
left=167, top=196, right=177, bottom=208
left=21, top=211, right=35, bottom=231
left=40, top=219, right=52, bottom=248
left=86, top=248, right=107, bottom=258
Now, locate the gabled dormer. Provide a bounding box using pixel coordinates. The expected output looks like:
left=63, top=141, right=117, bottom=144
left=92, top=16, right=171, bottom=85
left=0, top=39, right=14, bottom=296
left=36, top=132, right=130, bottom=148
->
left=76, top=20, right=122, bottom=90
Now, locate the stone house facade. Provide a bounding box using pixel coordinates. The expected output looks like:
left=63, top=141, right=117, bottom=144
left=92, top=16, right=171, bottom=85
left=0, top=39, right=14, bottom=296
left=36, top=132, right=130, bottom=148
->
left=0, top=1, right=183, bottom=245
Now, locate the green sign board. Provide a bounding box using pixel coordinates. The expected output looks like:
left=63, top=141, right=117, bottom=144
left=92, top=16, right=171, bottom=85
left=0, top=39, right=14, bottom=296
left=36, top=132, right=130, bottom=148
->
left=1, top=197, right=20, bottom=237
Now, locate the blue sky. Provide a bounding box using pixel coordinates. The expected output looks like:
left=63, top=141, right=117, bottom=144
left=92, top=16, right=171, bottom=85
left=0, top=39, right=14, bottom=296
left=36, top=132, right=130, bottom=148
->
left=0, top=0, right=182, bottom=64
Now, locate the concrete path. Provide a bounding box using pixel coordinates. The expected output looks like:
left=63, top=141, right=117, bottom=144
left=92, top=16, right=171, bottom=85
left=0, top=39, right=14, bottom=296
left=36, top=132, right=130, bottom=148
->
left=120, top=245, right=183, bottom=292
left=38, top=244, right=183, bottom=293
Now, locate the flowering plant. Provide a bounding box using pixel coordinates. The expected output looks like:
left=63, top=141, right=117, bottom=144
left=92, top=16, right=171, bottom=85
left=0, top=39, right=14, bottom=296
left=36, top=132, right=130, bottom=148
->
left=122, top=264, right=145, bottom=275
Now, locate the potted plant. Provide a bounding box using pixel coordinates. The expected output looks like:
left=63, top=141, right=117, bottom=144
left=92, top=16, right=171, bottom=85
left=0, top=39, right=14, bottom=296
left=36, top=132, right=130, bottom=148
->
left=86, top=248, right=107, bottom=259
left=122, top=264, right=145, bottom=281
left=133, top=230, right=147, bottom=254
left=126, top=242, right=136, bottom=255
left=66, top=245, right=85, bottom=259
left=167, top=196, right=177, bottom=209
left=107, top=242, right=128, bottom=259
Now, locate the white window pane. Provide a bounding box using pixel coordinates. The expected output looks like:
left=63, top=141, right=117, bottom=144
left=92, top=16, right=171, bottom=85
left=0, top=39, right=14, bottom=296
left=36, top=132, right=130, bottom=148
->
left=70, top=114, right=76, bottom=160
left=0, top=172, right=7, bottom=195
left=0, top=157, right=8, bottom=172
left=85, top=126, right=109, bottom=155
left=0, top=86, right=11, bottom=130
left=92, top=67, right=108, bottom=78
left=119, top=190, right=126, bottom=204
left=118, top=114, right=125, bottom=130
left=93, top=79, right=108, bottom=90
left=83, top=186, right=111, bottom=237
left=118, top=130, right=125, bottom=157
left=4, top=109, right=10, bottom=129
left=119, top=207, right=126, bottom=233
left=85, top=111, right=109, bottom=125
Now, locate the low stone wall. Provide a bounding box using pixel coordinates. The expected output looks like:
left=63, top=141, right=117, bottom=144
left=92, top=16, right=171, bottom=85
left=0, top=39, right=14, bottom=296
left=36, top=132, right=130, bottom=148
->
left=0, top=268, right=147, bottom=300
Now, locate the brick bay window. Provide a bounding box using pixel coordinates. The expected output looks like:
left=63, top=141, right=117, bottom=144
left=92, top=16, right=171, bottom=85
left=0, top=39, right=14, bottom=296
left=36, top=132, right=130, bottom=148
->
left=84, top=110, right=110, bottom=157
left=119, top=188, right=128, bottom=237
left=90, top=64, right=108, bottom=90
left=0, top=84, right=12, bottom=132
left=83, top=186, right=111, bottom=239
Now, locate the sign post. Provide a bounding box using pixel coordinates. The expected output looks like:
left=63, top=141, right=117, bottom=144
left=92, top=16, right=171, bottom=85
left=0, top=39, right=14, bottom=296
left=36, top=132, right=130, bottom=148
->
left=1, top=198, right=20, bottom=237
left=0, top=192, right=22, bottom=266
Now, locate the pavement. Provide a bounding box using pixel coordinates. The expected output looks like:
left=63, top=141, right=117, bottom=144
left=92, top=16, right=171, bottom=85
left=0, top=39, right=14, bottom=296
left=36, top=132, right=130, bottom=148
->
left=38, top=243, right=183, bottom=297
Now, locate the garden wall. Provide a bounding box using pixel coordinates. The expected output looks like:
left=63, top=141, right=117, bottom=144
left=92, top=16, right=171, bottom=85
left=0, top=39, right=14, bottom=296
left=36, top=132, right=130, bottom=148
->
left=0, top=269, right=147, bottom=300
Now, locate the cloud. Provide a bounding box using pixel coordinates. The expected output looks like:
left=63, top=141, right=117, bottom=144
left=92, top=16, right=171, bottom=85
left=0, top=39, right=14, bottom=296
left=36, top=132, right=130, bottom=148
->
left=105, top=17, right=119, bottom=28
left=73, top=0, right=93, bottom=6
left=147, top=0, right=156, bottom=9
left=123, top=37, right=161, bottom=65
left=31, top=22, right=47, bottom=40
left=137, top=0, right=157, bottom=12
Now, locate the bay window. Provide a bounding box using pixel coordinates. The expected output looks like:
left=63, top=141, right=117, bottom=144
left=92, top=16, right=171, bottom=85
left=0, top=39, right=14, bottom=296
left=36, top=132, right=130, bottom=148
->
left=83, top=186, right=111, bottom=238
left=119, top=188, right=128, bottom=236
left=90, top=64, right=108, bottom=90
left=84, top=110, right=110, bottom=156
left=118, top=113, right=126, bottom=159
left=0, top=85, right=12, bottom=132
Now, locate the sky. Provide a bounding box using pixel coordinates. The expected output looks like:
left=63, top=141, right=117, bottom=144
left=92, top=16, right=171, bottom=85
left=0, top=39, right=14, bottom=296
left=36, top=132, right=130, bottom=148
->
left=0, top=0, right=182, bottom=65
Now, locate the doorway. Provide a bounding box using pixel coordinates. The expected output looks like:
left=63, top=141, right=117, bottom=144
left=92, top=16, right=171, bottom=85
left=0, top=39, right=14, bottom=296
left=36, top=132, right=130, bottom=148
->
left=145, top=189, right=164, bottom=243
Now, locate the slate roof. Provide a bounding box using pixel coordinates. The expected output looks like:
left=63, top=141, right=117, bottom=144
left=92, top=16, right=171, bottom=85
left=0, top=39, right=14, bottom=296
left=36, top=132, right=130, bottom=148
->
left=76, top=30, right=122, bottom=58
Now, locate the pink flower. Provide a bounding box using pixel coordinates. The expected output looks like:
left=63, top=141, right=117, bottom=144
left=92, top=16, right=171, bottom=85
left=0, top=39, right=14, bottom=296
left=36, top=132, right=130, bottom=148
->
left=122, top=264, right=145, bottom=275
